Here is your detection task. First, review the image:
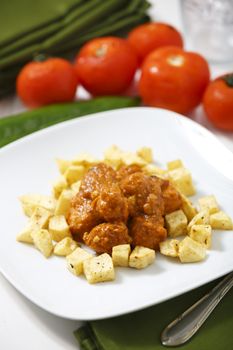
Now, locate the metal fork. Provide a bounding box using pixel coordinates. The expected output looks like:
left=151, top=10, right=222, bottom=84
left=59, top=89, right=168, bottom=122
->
left=161, top=272, right=233, bottom=347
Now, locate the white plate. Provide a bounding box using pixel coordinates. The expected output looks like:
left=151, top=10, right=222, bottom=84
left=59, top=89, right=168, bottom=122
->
left=0, top=107, right=233, bottom=320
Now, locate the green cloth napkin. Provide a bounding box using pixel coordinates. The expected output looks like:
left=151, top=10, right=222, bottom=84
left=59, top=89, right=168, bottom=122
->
left=75, top=277, right=233, bottom=350
left=0, top=0, right=79, bottom=46
left=0, top=0, right=150, bottom=97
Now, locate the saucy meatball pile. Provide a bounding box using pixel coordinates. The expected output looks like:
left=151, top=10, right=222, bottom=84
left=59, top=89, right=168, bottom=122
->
left=68, top=163, right=182, bottom=254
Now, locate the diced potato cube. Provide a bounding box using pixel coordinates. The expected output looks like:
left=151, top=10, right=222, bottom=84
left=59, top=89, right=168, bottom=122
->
left=66, top=247, right=92, bottom=276
left=178, top=236, right=206, bottom=263
left=198, top=195, right=219, bottom=214
left=49, top=215, right=71, bottom=242
left=17, top=207, right=52, bottom=244
left=168, top=168, right=196, bottom=196
left=137, top=147, right=153, bottom=163
left=16, top=227, right=34, bottom=244
left=30, top=207, right=52, bottom=236
left=19, top=194, right=56, bottom=217
left=71, top=180, right=81, bottom=194
left=180, top=194, right=197, bottom=222
left=54, top=237, right=78, bottom=256
left=72, top=153, right=99, bottom=167
left=167, top=159, right=183, bottom=170
left=104, top=145, right=123, bottom=169
left=165, top=209, right=188, bottom=237
left=112, top=244, right=131, bottom=267
left=55, top=189, right=73, bottom=218
left=56, top=159, right=71, bottom=174
left=187, top=210, right=210, bottom=232
left=64, top=165, right=85, bottom=185
left=32, top=229, right=53, bottom=258
left=159, top=239, right=179, bottom=257
left=129, top=246, right=155, bottom=269
left=121, top=152, right=147, bottom=167
left=143, top=164, right=166, bottom=177
left=52, top=176, right=68, bottom=199
left=83, top=253, right=115, bottom=284
left=210, top=211, right=232, bottom=230
left=189, top=225, right=212, bottom=248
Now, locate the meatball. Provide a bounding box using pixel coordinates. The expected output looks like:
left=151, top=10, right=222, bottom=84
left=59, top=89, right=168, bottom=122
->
left=95, top=184, right=129, bottom=223
left=80, top=163, right=117, bottom=200
left=162, top=182, right=182, bottom=214
left=129, top=214, right=167, bottom=250
left=68, top=195, right=101, bottom=240
left=116, top=164, right=142, bottom=181
left=83, top=222, right=131, bottom=254
left=120, top=172, right=164, bottom=216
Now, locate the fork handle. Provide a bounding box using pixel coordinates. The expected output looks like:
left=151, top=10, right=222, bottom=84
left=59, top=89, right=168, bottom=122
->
left=161, top=272, right=233, bottom=347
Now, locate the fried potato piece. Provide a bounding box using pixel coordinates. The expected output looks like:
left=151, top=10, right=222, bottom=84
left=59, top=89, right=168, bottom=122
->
left=56, top=159, right=71, bottom=174
left=64, top=165, right=85, bottom=186
left=104, top=145, right=124, bottom=169
left=178, top=236, right=206, bottom=263
left=52, top=176, right=68, bottom=199
left=187, top=210, right=210, bottom=232
left=129, top=246, right=155, bottom=269
left=112, top=244, right=131, bottom=267
left=180, top=193, right=197, bottom=221
left=167, top=159, right=183, bottom=171
left=168, top=168, right=196, bottom=196
left=48, top=215, right=71, bottom=242
left=54, top=237, right=78, bottom=256
left=66, top=247, right=92, bottom=276
left=137, top=147, right=153, bottom=163
left=71, top=153, right=99, bottom=167
left=165, top=209, right=188, bottom=237
left=17, top=206, right=52, bottom=243
left=210, top=211, right=232, bottom=230
left=198, top=195, right=219, bottom=214
left=19, top=194, right=56, bottom=217
left=32, top=229, right=53, bottom=258
left=55, top=189, right=73, bottom=218
left=189, top=225, right=212, bottom=248
left=83, top=253, right=115, bottom=284
left=16, top=227, right=34, bottom=244
left=143, top=164, right=166, bottom=177
left=159, top=239, right=179, bottom=257
left=71, top=180, right=81, bottom=194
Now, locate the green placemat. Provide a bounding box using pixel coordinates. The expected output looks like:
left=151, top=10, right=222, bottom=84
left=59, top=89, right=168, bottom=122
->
left=75, top=277, right=233, bottom=350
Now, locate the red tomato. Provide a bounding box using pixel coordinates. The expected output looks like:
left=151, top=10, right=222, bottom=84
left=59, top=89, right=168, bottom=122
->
left=16, top=58, right=78, bottom=107
left=203, top=73, right=233, bottom=131
left=128, top=22, right=183, bottom=64
left=139, top=46, right=210, bottom=115
left=74, top=37, right=138, bottom=96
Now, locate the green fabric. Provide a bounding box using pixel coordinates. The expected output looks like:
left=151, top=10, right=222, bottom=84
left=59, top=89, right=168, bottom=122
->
left=74, top=277, right=233, bottom=350
left=0, top=0, right=128, bottom=69
left=0, top=0, right=79, bottom=46
left=0, top=0, right=150, bottom=97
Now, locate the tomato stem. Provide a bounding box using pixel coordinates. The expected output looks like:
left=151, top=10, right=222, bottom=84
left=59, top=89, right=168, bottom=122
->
left=33, top=53, right=50, bottom=62
left=223, top=73, right=233, bottom=88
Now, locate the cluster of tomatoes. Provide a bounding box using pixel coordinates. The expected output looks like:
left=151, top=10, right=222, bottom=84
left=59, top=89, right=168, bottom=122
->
left=17, top=22, right=233, bottom=131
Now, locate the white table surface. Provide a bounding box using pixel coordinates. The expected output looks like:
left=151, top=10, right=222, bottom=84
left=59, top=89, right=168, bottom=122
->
left=0, top=1, right=232, bottom=349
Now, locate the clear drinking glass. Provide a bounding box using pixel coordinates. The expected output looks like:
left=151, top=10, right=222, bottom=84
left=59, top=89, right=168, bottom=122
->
left=181, top=0, right=233, bottom=62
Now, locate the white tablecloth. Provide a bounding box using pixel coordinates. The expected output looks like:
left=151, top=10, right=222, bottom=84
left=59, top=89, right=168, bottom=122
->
left=0, top=1, right=232, bottom=349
